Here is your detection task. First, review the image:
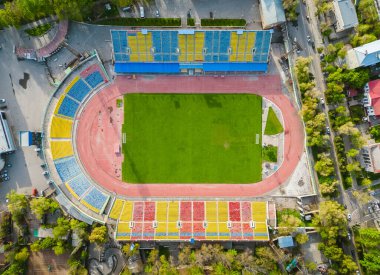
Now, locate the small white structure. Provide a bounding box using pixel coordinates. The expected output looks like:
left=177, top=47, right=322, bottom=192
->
left=259, top=0, right=286, bottom=30
left=0, top=111, right=16, bottom=154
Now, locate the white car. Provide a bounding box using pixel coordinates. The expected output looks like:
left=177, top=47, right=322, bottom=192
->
left=0, top=99, right=5, bottom=104
left=347, top=214, right=352, bottom=221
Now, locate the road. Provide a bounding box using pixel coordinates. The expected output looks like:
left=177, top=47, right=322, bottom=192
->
left=286, top=0, right=362, bottom=269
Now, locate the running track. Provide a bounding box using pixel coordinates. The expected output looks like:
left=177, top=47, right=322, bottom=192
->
left=76, top=75, right=304, bottom=197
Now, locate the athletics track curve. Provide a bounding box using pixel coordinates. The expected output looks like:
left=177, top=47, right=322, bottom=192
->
left=75, top=75, right=304, bottom=197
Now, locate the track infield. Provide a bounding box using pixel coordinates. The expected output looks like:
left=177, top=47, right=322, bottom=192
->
left=122, top=93, right=262, bottom=183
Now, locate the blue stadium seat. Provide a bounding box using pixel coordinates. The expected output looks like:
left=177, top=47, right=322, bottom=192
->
left=162, top=31, right=170, bottom=53
left=67, top=173, right=91, bottom=198
left=152, top=31, right=162, bottom=52
left=67, top=79, right=91, bottom=102
left=58, top=96, right=79, bottom=118
left=170, top=31, right=179, bottom=61
left=85, top=71, right=104, bottom=88
left=54, top=156, right=81, bottom=182
left=82, top=187, right=109, bottom=211
left=204, top=31, right=213, bottom=62
left=219, top=31, right=230, bottom=54
left=253, top=32, right=264, bottom=62
left=111, top=31, right=121, bottom=53
left=212, top=31, right=220, bottom=55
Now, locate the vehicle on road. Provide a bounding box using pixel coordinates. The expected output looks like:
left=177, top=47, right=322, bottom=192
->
left=347, top=213, right=352, bottom=221
left=155, top=10, right=159, bottom=17
left=320, top=97, right=325, bottom=105
left=139, top=6, right=144, bottom=18
left=0, top=99, right=5, bottom=104
left=326, top=127, right=330, bottom=135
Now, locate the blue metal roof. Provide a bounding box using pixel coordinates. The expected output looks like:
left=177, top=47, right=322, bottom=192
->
left=203, top=62, right=267, bottom=72
left=278, top=236, right=295, bottom=248
left=115, top=62, right=180, bottom=73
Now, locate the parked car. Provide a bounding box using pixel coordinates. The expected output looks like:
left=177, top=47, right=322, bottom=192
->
left=347, top=213, right=352, bottom=221
left=0, top=99, right=6, bottom=104
left=326, top=127, right=330, bottom=135
left=155, top=10, right=159, bottom=17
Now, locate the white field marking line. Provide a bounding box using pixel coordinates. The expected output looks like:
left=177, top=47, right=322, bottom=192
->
left=122, top=133, right=126, bottom=143
left=256, top=134, right=260, bottom=145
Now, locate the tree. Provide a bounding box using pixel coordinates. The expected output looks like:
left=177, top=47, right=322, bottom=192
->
left=362, top=178, right=371, bottom=186
left=53, top=217, right=71, bottom=239
left=318, top=243, right=343, bottom=262
left=360, top=249, right=380, bottom=273
left=295, top=233, right=309, bottom=244
left=14, top=247, right=29, bottom=262
left=358, top=228, right=380, bottom=248
left=89, top=225, right=108, bottom=245
left=339, top=255, right=358, bottom=274
left=68, top=258, right=88, bottom=275
left=313, top=201, right=347, bottom=241
left=320, top=182, right=337, bottom=196
left=122, top=243, right=140, bottom=257
left=278, top=215, right=302, bottom=235
left=30, top=197, right=60, bottom=219
left=346, top=148, right=359, bottom=158
left=6, top=190, right=28, bottom=225
left=295, top=57, right=312, bottom=84
left=314, top=154, right=335, bottom=177
left=346, top=161, right=362, bottom=172
left=111, top=0, right=133, bottom=8
left=338, top=122, right=357, bottom=136
left=178, top=245, right=192, bottom=265
left=53, top=240, right=66, bottom=255
left=283, top=0, right=299, bottom=21
left=70, top=219, right=89, bottom=240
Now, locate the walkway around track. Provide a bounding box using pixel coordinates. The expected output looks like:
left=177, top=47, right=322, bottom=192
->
left=75, top=75, right=304, bottom=198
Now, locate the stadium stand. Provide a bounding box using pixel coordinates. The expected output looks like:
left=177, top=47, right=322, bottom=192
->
left=109, top=199, right=124, bottom=220
left=65, top=173, right=92, bottom=200
left=112, top=201, right=269, bottom=241
left=55, top=95, right=80, bottom=118
left=50, top=141, right=74, bottom=160
left=81, top=187, right=110, bottom=213
left=112, top=29, right=272, bottom=73
left=54, top=156, right=82, bottom=182
left=85, top=71, right=104, bottom=89
left=66, top=78, right=91, bottom=102
left=50, top=116, right=73, bottom=138
left=80, top=64, right=108, bottom=88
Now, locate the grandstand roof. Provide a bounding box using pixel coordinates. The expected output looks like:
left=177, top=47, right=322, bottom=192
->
left=259, top=0, right=286, bottom=29
left=111, top=29, right=271, bottom=73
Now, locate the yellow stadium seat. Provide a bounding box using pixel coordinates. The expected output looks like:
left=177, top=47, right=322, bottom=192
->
left=229, top=32, right=238, bottom=62
left=218, top=222, right=230, bottom=240
left=218, top=202, right=229, bottom=222
left=50, top=116, right=73, bottom=138
left=245, top=32, right=255, bottom=61
left=81, top=200, right=100, bottom=213
left=206, top=202, right=217, bottom=222
left=64, top=76, right=80, bottom=94
left=195, top=32, right=204, bottom=61
left=109, top=199, right=124, bottom=220
left=156, top=202, right=168, bottom=222
left=128, top=36, right=139, bottom=62
left=155, top=222, right=167, bottom=240
left=54, top=95, right=65, bottom=115
left=187, top=34, right=194, bottom=62
left=179, top=35, right=186, bottom=62
left=116, top=222, right=131, bottom=240
left=168, top=201, right=179, bottom=222
left=50, top=141, right=74, bottom=160
left=120, top=201, right=133, bottom=222
left=65, top=182, right=80, bottom=200
left=167, top=222, right=179, bottom=239
left=252, top=202, right=267, bottom=223
left=237, top=33, right=247, bottom=61
left=206, top=222, right=218, bottom=240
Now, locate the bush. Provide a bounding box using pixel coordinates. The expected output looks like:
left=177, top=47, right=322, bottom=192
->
left=262, top=145, right=278, bottom=162
left=201, top=18, right=246, bottom=26
left=187, top=18, right=195, bottom=26
left=370, top=125, right=380, bottom=142
left=349, top=105, right=365, bottom=124
left=0, top=212, right=12, bottom=240
left=96, top=17, right=181, bottom=26
left=25, top=23, right=52, bottom=36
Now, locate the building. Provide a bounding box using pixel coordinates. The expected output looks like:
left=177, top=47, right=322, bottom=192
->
left=0, top=111, right=16, bottom=155
left=363, top=80, right=380, bottom=118
left=277, top=236, right=295, bottom=248
left=111, top=29, right=272, bottom=74
left=259, top=0, right=286, bottom=30
left=332, top=0, right=358, bottom=32
left=360, top=143, right=380, bottom=173
left=346, top=39, right=380, bottom=69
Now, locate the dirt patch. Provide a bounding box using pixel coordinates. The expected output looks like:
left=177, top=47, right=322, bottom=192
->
left=27, top=250, right=69, bottom=275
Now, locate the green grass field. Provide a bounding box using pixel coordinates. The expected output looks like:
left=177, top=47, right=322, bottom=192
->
left=122, top=94, right=262, bottom=183
left=264, top=107, right=284, bottom=135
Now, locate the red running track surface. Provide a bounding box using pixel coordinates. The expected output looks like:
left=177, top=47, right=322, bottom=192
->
left=75, top=75, right=304, bottom=197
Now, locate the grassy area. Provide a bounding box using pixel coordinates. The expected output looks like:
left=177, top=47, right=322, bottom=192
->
left=116, top=98, right=123, bottom=108
left=263, top=145, right=277, bottom=162
left=187, top=18, right=195, bottom=26
left=96, top=17, right=181, bottom=26
left=122, top=94, right=262, bottom=183
left=264, top=107, right=284, bottom=135
left=201, top=18, right=246, bottom=26
left=349, top=105, right=365, bottom=124
left=25, top=23, right=51, bottom=36
left=277, top=208, right=311, bottom=227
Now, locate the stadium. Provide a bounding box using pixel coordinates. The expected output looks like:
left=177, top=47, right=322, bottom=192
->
left=42, top=29, right=304, bottom=242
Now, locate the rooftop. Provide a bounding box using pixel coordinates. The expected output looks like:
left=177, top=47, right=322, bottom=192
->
left=333, top=0, right=358, bottom=32
left=260, top=0, right=286, bottom=29
left=369, top=79, right=380, bottom=116
left=278, top=236, right=295, bottom=248
left=346, top=39, right=380, bottom=69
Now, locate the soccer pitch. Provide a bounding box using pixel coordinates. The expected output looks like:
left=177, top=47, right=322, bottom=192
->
left=122, top=93, right=262, bottom=183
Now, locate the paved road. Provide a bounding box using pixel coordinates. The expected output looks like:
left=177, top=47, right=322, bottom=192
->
left=286, top=0, right=363, bottom=268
